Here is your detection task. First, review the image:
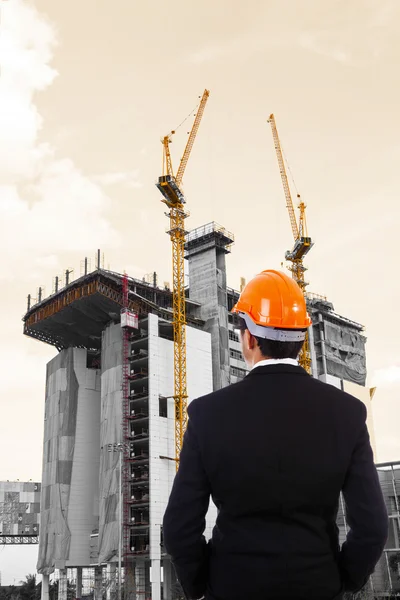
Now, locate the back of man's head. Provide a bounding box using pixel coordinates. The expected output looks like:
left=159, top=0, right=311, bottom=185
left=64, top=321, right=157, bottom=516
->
left=236, top=316, right=305, bottom=361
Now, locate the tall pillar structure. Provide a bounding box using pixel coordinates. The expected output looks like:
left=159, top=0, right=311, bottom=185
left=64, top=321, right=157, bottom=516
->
left=162, top=559, right=173, bottom=600
left=94, top=566, right=103, bottom=600
left=135, top=561, right=146, bottom=598
left=185, top=222, right=234, bottom=391
left=106, top=564, right=116, bottom=600
left=41, top=574, right=49, bottom=600
left=76, top=568, right=83, bottom=599
left=59, top=570, right=68, bottom=600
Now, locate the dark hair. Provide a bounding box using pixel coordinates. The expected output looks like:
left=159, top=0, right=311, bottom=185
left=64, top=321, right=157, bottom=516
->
left=237, top=317, right=304, bottom=360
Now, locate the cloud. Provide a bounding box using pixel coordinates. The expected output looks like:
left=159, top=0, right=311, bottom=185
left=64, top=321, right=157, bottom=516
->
left=0, top=342, right=47, bottom=393
left=298, top=32, right=350, bottom=64
left=34, top=254, right=59, bottom=268
left=0, top=0, right=121, bottom=282
left=187, top=44, right=230, bottom=64
left=0, top=0, right=56, bottom=179
left=186, top=2, right=400, bottom=68
left=372, top=365, right=400, bottom=388
left=0, top=159, right=120, bottom=281
left=93, top=170, right=143, bottom=188
left=185, top=31, right=287, bottom=65
left=298, top=1, right=400, bottom=66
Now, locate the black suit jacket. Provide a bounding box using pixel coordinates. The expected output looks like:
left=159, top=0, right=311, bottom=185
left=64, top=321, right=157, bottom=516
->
left=163, top=365, right=388, bottom=600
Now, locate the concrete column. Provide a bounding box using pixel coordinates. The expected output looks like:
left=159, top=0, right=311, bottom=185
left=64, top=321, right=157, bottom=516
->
left=150, top=559, right=161, bottom=600
left=41, top=574, right=50, bottom=600
left=185, top=224, right=233, bottom=391
left=135, top=561, right=146, bottom=599
left=162, top=559, right=173, bottom=600
left=106, top=563, right=116, bottom=600
left=124, top=562, right=136, bottom=600
left=76, top=568, right=82, bottom=599
left=94, top=566, right=103, bottom=600
left=58, top=569, right=68, bottom=600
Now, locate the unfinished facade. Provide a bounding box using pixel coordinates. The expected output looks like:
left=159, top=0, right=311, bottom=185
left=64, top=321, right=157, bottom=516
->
left=0, top=481, right=40, bottom=544
left=337, top=461, right=400, bottom=597
left=307, top=295, right=376, bottom=455
left=23, top=221, right=376, bottom=599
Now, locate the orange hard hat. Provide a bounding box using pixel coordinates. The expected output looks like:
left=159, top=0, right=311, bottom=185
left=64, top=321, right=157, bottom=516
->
left=232, top=270, right=311, bottom=342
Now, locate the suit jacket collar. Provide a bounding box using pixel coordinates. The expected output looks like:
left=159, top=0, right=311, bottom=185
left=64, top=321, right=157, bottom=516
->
left=245, top=364, right=310, bottom=378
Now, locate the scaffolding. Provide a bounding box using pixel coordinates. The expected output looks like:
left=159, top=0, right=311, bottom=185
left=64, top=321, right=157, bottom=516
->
left=23, top=265, right=204, bottom=352
left=121, top=274, right=150, bottom=599
left=185, top=221, right=235, bottom=256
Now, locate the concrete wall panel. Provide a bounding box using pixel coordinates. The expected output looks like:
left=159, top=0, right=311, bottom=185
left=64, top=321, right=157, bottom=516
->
left=98, top=323, right=123, bottom=564
left=149, top=314, right=216, bottom=572
left=37, top=348, right=100, bottom=574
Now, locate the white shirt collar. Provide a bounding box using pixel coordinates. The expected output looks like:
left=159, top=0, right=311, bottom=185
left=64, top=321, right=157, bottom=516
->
left=250, top=358, right=299, bottom=371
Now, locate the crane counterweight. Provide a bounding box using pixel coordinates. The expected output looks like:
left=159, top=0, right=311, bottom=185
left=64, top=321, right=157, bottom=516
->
left=156, top=175, right=186, bottom=206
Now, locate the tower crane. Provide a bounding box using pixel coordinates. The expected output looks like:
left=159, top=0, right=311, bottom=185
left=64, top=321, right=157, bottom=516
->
left=156, top=89, right=210, bottom=466
left=267, top=114, right=313, bottom=373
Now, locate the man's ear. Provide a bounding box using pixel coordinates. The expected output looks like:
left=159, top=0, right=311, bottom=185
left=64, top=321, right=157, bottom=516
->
left=248, top=331, right=257, bottom=350
left=243, top=329, right=256, bottom=351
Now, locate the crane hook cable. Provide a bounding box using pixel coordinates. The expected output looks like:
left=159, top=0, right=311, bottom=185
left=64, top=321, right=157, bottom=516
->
left=171, top=97, right=202, bottom=135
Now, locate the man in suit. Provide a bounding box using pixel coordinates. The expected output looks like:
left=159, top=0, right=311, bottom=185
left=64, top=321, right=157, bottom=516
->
left=163, top=270, right=388, bottom=600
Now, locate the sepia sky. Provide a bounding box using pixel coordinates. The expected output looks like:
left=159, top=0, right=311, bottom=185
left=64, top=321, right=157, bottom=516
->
left=1, top=0, right=400, bottom=583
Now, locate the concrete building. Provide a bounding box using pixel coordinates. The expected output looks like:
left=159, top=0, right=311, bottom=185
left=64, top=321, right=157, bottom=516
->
left=96, top=315, right=215, bottom=599
left=0, top=481, right=40, bottom=542
left=337, top=461, right=400, bottom=597
left=307, top=295, right=377, bottom=456
left=23, top=228, right=224, bottom=600
left=23, top=221, right=376, bottom=599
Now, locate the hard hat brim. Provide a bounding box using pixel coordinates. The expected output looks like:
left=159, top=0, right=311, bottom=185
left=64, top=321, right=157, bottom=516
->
left=237, top=312, right=307, bottom=342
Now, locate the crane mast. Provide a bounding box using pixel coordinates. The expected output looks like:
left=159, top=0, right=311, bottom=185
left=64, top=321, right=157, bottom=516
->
left=156, top=90, right=210, bottom=467
left=267, top=114, right=313, bottom=373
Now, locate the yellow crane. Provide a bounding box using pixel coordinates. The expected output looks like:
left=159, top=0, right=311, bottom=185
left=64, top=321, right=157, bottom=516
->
left=156, top=89, right=210, bottom=466
left=267, top=114, right=313, bottom=373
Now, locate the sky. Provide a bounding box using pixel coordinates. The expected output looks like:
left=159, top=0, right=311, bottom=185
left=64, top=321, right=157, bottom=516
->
left=1, top=0, right=400, bottom=584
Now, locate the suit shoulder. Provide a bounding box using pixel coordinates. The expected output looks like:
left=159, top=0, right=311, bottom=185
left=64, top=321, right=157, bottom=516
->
left=308, top=377, right=367, bottom=418
left=188, top=380, right=246, bottom=415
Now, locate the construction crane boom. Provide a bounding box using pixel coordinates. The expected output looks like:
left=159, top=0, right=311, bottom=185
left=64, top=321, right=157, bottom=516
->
left=176, top=90, right=210, bottom=186
left=156, top=90, right=210, bottom=468
left=267, top=113, right=313, bottom=374
left=268, top=114, right=299, bottom=241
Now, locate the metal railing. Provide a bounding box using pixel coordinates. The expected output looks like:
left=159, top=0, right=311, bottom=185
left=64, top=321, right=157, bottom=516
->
left=185, top=221, right=234, bottom=244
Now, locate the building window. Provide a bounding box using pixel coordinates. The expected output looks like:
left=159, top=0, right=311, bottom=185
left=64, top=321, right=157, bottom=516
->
left=229, top=330, right=240, bottom=343
left=87, top=351, right=101, bottom=369
left=159, top=396, right=167, bottom=418
left=230, top=349, right=243, bottom=361
left=230, top=366, right=247, bottom=379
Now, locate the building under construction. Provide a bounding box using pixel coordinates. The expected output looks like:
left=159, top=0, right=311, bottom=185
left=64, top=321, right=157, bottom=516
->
left=23, top=221, right=376, bottom=600
left=337, top=460, right=400, bottom=597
